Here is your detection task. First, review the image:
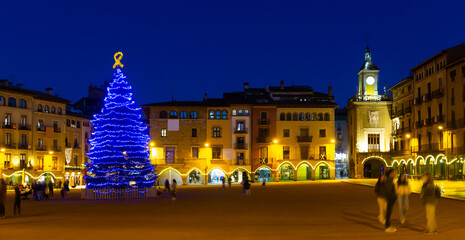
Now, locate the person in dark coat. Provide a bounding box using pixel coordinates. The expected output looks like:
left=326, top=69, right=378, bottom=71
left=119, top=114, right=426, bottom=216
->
left=48, top=181, right=54, bottom=197
left=384, top=169, right=397, bottom=233
left=14, top=184, right=21, bottom=216
left=0, top=179, right=6, bottom=218
left=164, top=179, right=170, bottom=193
left=374, top=174, right=386, bottom=224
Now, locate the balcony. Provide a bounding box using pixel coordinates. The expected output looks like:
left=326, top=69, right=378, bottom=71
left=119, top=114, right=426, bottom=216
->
left=54, top=127, right=61, bottom=133
left=348, top=95, right=391, bottom=102
left=3, top=143, right=16, bottom=149
left=2, top=123, right=14, bottom=129
left=36, top=145, right=47, bottom=151
left=432, top=88, right=444, bottom=98
left=18, top=124, right=31, bottom=131
left=234, top=159, right=249, bottom=165
left=424, top=118, right=432, bottom=126
left=256, top=136, right=270, bottom=143
left=18, top=144, right=29, bottom=149
left=52, top=146, right=62, bottom=152
left=413, top=97, right=422, bottom=105
left=258, top=119, right=270, bottom=125
left=422, top=93, right=432, bottom=102
left=73, top=143, right=81, bottom=149
left=404, top=107, right=412, bottom=114
left=435, top=115, right=445, bottom=123
left=415, top=121, right=422, bottom=129
left=297, top=136, right=313, bottom=142
left=234, top=128, right=248, bottom=134
left=37, top=126, right=46, bottom=132
left=234, top=143, right=247, bottom=150
left=396, top=110, right=404, bottom=117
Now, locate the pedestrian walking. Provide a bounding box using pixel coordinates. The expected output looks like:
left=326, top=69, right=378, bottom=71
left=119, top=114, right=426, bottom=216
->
left=228, top=177, right=232, bottom=188
left=374, top=174, right=386, bottom=224
left=14, top=184, right=21, bottom=216
left=48, top=181, right=54, bottom=197
left=32, top=181, right=38, bottom=201
left=171, top=179, right=177, bottom=201
left=396, top=173, right=411, bottom=224
left=164, top=179, right=170, bottom=193
left=384, top=169, right=397, bottom=233
left=221, top=176, right=225, bottom=188
left=262, top=178, right=266, bottom=187
left=44, top=183, right=50, bottom=200
left=242, top=176, right=250, bottom=196
left=0, top=179, right=6, bottom=218
left=421, top=173, right=440, bottom=235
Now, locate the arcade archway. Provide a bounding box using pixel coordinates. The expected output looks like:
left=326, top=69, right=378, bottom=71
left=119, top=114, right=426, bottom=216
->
left=363, top=158, right=386, bottom=178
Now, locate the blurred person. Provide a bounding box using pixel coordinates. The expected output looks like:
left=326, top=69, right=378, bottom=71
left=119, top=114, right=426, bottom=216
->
left=384, top=169, right=397, bottom=233
left=421, top=173, right=440, bottom=235
left=171, top=179, right=177, bottom=201
left=396, top=173, right=411, bottom=224
left=228, top=176, right=232, bottom=188
left=48, top=181, right=54, bottom=197
left=221, top=176, right=225, bottom=188
left=0, top=179, right=6, bottom=218
left=14, top=184, right=21, bottom=216
left=374, top=174, right=386, bottom=224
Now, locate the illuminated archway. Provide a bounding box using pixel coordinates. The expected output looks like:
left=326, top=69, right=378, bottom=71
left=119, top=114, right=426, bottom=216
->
left=363, top=157, right=386, bottom=178
left=187, top=169, right=203, bottom=185
left=230, top=168, right=250, bottom=184
left=157, top=168, right=183, bottom=186
left=254, top=166, right=272, bottom=182
left=296, top=163, right=312, bottom=181
left=208, top=168, right=226, bottom=185
left=279, top=163, right=294, bottom=181
left=315, top=162, right=331, bottom=180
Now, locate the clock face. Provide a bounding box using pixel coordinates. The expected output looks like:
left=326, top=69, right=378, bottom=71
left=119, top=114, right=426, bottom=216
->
left=366, top=76, right=375, bottom=85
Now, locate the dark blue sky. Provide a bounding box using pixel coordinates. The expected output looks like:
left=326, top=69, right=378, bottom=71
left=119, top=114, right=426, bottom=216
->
left=1, top=1, right=465, bottom=107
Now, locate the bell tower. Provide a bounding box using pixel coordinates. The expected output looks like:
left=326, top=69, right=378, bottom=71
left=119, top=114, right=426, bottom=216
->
left=357, top=46, right=380, bottom=96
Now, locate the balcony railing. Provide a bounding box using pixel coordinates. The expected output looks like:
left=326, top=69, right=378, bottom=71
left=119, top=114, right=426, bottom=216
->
left=36, top=145, right=47, bottom=151
left=54, top=127, right=61, bottom=133
left=2, top=123, right=14, bottom=129
left=435, top=115, right=445, bottom=123
left=37, top=126, right=46, bottom=132
left=424, top=118, right=432, bottom=126
left=422, top=93, right=432, bottom=102
left=3, top=143, right=16, bottom=149
left=73, top=143, right=81, bottom=149
left=234, top=128, right=248, bottom=134
left=432, top=88, right=444, bottom=98
left=258, top=119, right=270, bottom=125
left=18, top=144, right=29, bottom=149
left=348, top=95, right=391, bottom=102
left=413, top=97, right=422, bottom=105
left=18, top=124, right=31, bottom=130
left=52, top=146, right=62, bottom=152
left=415, top=121, right=422, bottom=129
left=297, top=136, right=313, bottom=142
left=234, top=143, right=247, bottom=149
left=404, top=107, right=412, bottom=114
left=256, top=136, right=270, bottom=143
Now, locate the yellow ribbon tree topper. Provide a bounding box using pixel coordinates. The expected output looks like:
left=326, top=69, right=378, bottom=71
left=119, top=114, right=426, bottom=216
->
left=113, top=52, right=124, bottom=69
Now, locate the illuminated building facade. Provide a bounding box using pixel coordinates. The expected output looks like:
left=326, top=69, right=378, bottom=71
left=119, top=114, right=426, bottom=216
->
left=0, top=80, right=91, bottom=186
left=347, top=47, right=392, bottom=178
left=142, top=80, right=338, bottom=185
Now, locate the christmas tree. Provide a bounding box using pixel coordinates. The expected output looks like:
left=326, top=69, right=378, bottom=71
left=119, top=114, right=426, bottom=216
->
left=85, top=52, right=156, bottom=189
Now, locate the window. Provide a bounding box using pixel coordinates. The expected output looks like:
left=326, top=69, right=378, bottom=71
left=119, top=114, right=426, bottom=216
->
left=44, top=105, right=49, bottom=113
left=300, top=128, right=309, bottom=137
left=319, top=146, right=327, bottom=160
left=212, top=127, right=221, bottom=138
left=232, top=110, right=237, bottom=116
left=20, top=116, right=27, bottom=127
left=192, top=128, right=197, bottom=137
left=66, top=119, right=71, bottom=127
left=180, top=111, right=188, bottom=119
left=237, top=153, right=245, bottom=164
left=19, top=99, right=27, bottom=109
left=21, top=134, right=26, bottom=146
left=368, top=134, right=380, bottom=152
left=305, top=113, right=310, bottom=121
left=169, top=111, right=178, bottom=119
left=209, top=111, right=215, bottom=119
left=293, top=113, right=298, bottom=121
left=71, top=120, right=76, bottom=127
left=212, top=147, right=222, bottom=159
left=236, top=122, right=245, bottom=132
left=83, top=121, right=89, bottom=127
left=324, top=113, right=330, bottom=121
left=283, top=129, right=290, bottom=138
left=165, top=147, right=175, bottom=163
left=77, top=121, right=81, bottom=128
left=259, top=147, right=268, bottom=163
left=318, top=113, right=323, bottom=121
left=244, top=110, right=249, bottom=116
left=159, top=111, right=168, bottom=118
left=38, top=120, right=44, bottom=130
left=161, top=128, right=167, bottom=137
left=311, top=113, right=317, bottom=121
left=20, top=154, right=26, bottom=168
left=4, top=114, right=11, bottom=127
left=4, top=133, right=11, bottom=145
left=286, top=113, right=292, bottom=121
left=280, top=113, right=285, bottom=121
left=300, top=145, right=309, bottom=160
left=51, top=106, right=55, bottom=113
left=8, top=98, right=16, bottom=107
left=319, top=129, right=326, bottom=138
left=451, top=70, right=456, bottom=82
left=53, top=139, right=58, bottom=149
left=0, top=96, right=4, bottom=106
left=189, top=111, right=198, bottom=119
left=72, top=155, right=78, bottom=166
left=222, top=111, right=227, bottom=119
left=57, top=107, right=62, bottom=115
left=299, top=113, right=304, bottom=121
left=259, top=128, right=269, bottom=137
left=4, top=154, right=10, bottom=168
left=283, top=146, right=290, bottom=160
left=192, top=147, right=199, bottom=158
left=216, top=111, right=221, bottom=119
left=238, top=110, right=243, bottom=116
left=451, top=88, right=455, bottom=106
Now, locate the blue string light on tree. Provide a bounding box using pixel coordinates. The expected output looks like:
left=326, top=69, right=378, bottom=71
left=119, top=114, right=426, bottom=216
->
left=84, top=52, right=156, bottom=189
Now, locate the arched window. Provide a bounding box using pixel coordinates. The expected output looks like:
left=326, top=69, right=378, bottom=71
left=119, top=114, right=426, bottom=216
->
left=286, top=113, right=292, bottom=121
left=66, top=119, right=71, bottom=127
left=293, top=113, right=298, bottom=121
left=238, top=110, right=243, bottom=116
left=299, top=113, right=304, bottom=121
left=311, top=113, right=317, bottom=121
left=305, top=113, right=310, bottom=121
left=189, top=111, right=198, bottom=119
left=44, top=105, right=49, bottom=113
left=222, top=110, right=227, bottom=119
left=51, top=106, right=56, bottom=113
left=57, top=107, right=62, bottom=115
left=244, top=110, right=249, bottom=116
left=19, top=99, right=27, bottom=108
left=209, top=111, right=215, bottom=119
left=180, top=111, right=188, bottom=119
left=280, top=113, right=285, bottom=121
left=324, top=113, right=330, bottom=121
left=169, top=111, right=178, bottom=119
left=0, top=96, right=4, bottom=106
left=8, top=98, right=16, bottom=107
left=159, top=111, right=168, bottom=118
left=318, top=113, right=323, bottom=121
left=215, top=110, right=221, bottom=119
left=232, top=110, right=237, bottom=116
left=38, top=104, right=43, bottom=112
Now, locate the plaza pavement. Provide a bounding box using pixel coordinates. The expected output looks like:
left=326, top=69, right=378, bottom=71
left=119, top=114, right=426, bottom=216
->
left=0, top=181, right=464, bottom=240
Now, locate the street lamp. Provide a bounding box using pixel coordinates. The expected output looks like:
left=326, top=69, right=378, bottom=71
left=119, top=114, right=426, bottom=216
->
left=273, top=139, right=278, bottom=144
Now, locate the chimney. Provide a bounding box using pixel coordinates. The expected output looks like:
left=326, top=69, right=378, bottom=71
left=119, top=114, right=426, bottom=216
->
left=328, top=85, right=333, bottom=96
left=280, top=79, right=284, bottom=90
left=45, top=88, right=53, bottom=95
left=243, top=82, right=249, bottom=90
left=203, top=93, right=208, bottom=101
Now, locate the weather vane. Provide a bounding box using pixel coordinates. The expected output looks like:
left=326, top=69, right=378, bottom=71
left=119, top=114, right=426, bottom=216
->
left=113, top=52, right=124, bottom=69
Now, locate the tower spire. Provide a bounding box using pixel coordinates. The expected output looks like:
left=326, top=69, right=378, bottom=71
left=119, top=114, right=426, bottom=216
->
left=365, top=46, right=372, bottom=63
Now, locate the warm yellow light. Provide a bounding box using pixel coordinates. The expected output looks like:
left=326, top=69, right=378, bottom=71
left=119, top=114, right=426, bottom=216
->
left=273, top=139, right=278, bottom=143
left=406, top=134, right=410, bottom=138
left=0, top=148, right=4, bottom=152
left=331, top=139, right=335, bottom=143
left=49, top=151, right=53, bottom=154
left=205, top=143, right=209, bottom=147
left=150, top=142, right=155, bottom=146
left=438, top=126, right=443, bottom=130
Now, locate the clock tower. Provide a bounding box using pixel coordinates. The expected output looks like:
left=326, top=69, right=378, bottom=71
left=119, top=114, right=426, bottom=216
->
left=358, top=46, right=379, bottom=96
